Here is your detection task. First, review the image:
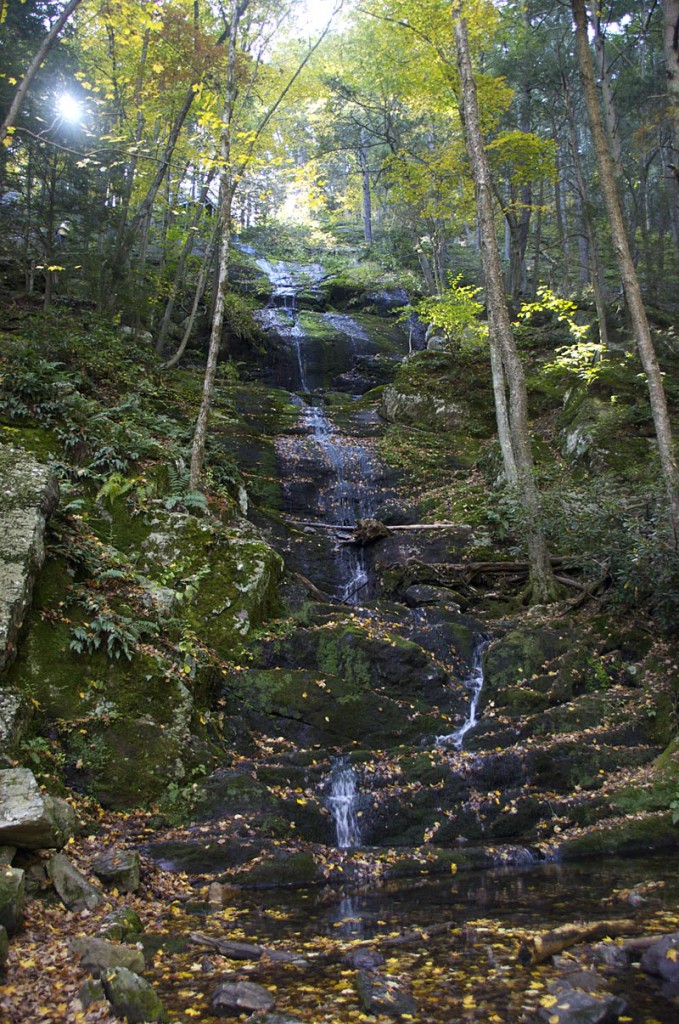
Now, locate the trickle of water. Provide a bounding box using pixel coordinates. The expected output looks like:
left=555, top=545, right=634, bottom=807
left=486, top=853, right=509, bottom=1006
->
left=436, top=638, right=489, bottom=749
left=327, top=758, right=362, bottom=848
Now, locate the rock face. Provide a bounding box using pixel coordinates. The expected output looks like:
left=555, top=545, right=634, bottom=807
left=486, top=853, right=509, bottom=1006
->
left=0, top=445, right=58, bottom=745
left=0, top=768, right=77, bottom=849
left=47, top=852, right=103, bottom=911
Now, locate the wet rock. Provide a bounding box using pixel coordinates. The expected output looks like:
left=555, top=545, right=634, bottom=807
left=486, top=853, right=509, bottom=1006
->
left=230, top=850, right=321, bottom=888
left=98, top=907, right=143, bottom=941
left=255, top=1017, right=304, bottom=1024
left=102, top=966, right=166, bottom=1023
left=366, top=288, right=410, bottom=314
left=356, top=970, right=417, bottom=1017
left=0, top=768, right=78, bottom=849
left=47, top=852, right=103, bottom=911
left=548, top=971, right=608, bottom=994
left=0, top=444, right=58, bottom=679
left=71, top=935, right=145, bottom=977
left=91, top=849, right=141, bottom=892
left=0, top=866, right=24, bottom=933
left=210, top=980, right=275, bottom=1015
left=536, top=987, right=627, bottom=1024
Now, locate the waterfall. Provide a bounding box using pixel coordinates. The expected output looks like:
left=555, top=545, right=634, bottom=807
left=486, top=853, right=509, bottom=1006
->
left=436, top=638, right=489, bottom=749
left=327, top=758, right=362, bottom=848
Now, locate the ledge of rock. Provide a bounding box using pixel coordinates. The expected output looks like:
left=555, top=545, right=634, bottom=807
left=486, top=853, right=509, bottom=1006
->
left=0, top=445, right=58, bottom=747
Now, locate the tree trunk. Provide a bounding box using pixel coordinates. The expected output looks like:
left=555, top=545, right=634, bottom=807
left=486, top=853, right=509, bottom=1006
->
left=573, top=0, right=679, bottom=538
left=359, top=130, right=373, bottom=245
left=164, top=222, right=219, bottom=370
left=0, top=0, right=84, bottom=144
left=452, top=5, right=556, bottom=603
left=663, top=0, right=679, bottom=246
left=189, top=2, right=246, bottom=490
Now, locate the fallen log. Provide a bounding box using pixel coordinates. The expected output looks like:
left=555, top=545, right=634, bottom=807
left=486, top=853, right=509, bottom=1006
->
left=189, top=932, right=296, bottom=963
left=518, top=919, right=639, bottom=965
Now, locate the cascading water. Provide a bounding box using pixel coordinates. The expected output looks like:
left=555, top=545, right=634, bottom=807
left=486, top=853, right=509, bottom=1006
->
left=436, top=637, right=489, bottom=749
left=326, top=758, right=362, bottom=848
left=256, top=256, right=381, bottom=604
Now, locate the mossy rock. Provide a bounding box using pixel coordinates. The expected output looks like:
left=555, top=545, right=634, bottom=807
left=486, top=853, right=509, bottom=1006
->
left=229, top=851, right=321, bottom=888
left=557, top=812, right=679, bottom=859
left=229, top=665, right=443, bottom=748
left=139, top=511, right=283, bottom=657
left=481, top=628, right=571, bottom=709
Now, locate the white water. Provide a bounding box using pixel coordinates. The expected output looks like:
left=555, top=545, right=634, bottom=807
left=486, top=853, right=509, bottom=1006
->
left=436, top=638, right=489, bottom=749
left=327, top=758, right=362, bottom=848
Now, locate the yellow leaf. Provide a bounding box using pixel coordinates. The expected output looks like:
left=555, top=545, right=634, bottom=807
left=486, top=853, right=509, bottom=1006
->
left=462, top=994, right=476, bottom=1009
left=540, top=995, right=558, bottom=1008
left=8, top=76, right=17, bottom=85
left=666, top=947, right=679, bottom=961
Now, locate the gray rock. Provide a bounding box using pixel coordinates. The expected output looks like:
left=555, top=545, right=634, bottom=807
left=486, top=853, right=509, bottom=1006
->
left=92, top=849, right=141, bottom=893
left=356, top=971, right=417, bottom=1018
left=0, top=866, right=24, bottom=933
left=379, top=386, right=463, bottom=431
left=403, top=585, right=460, bottom=608
left=591, top=943, right=630, bottom=970
left=210, top=980, right=276, bottom=1015
left=0, top=847, right=15, bottom=866
left=0, top=444, right=58, bottom=679
left=0, top=768, right=78, bottom=849
left=98, top=907, right=143, bottom=941
left=537, top=988, right=627, bottom=1024
left=256, top=1017, right=305, bottom=1024
left=344, top=947, right=386, bottom=970
left=0, top=924, right=8, bottom=969
left=640, top=933, right=679, bottom=982
left=47, top=852, right=103, bottom=911
left=78, top=978, right=105, bottom=1009
left=102, top=967, right=166, bottom=1023
left=70, top=936, right=145, bottom=977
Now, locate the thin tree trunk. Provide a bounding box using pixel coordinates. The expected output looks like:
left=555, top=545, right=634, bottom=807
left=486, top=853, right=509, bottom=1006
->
left=156, top=169, right=217, bottom=355
left=359, top=130, right=373, bottom=245
left=164, top=223, right=219, bottom=370
left=0, top=0, right=84, bottom=144
left=663, top=0, right=679, bottom=250
left=530, top=178, right=544, bottom=297
left=573, top=0, right=679, bottom=538
left=452, top=4, right=556, bottom=603
left=564, top=80, right=609, bottom=347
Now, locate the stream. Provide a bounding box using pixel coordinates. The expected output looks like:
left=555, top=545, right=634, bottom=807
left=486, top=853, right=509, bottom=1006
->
left=150, top=255, right=679, bottom=1022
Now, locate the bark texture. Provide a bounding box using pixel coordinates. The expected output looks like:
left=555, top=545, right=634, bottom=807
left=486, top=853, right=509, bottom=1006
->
left=452, top=5, right=556, bottom=604
left=573, top=0, right=679, bottom=538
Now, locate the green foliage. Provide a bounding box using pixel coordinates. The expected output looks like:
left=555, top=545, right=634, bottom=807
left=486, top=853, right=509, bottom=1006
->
left=407, top=274, right=488, bottom=349
left=69, top=594, right=159, bottom=661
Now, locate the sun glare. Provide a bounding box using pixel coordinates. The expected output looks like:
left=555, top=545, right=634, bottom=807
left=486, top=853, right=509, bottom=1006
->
left=56, top=92, right=83, bottom=124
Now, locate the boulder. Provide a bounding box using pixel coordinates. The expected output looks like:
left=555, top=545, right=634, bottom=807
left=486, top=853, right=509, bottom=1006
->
left=344, top=948, right=386, bottom=970
left=0, top=768, right=78, bottom=849
left=640, top=933, right=679, bottom=987
left=356, top=971, right=417, bottom=1017
left=379, top=386, right=464, bottom=431
left=102, top=967, right=166, bottom=1023
left=0, top=444, right=58, bottom=678
left=210, top=980, right=275, bottom=1015
left=537, top=987, right=627, bottom=1024
left=47, top=852, right=103, bottom=911
left=0, top=866, right=24, bottom=933
left=70, top=936, right=145, bottom=977
left=91, top=849, right=141, bottom=893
